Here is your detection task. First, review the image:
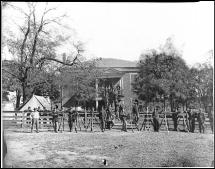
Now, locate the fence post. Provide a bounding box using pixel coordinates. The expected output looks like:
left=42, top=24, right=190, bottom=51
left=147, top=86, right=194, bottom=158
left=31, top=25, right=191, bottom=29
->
left=91, top=107, right=94, bottom=132
left=62, top=112, right=65, bottom=131
left=22, top=111, right=25, bottom=128
left=85, top=108, right=87, bottom=129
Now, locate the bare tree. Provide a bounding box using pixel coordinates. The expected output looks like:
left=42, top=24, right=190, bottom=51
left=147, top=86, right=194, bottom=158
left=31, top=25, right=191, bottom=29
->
left=2, top=2, right=82, bottom=109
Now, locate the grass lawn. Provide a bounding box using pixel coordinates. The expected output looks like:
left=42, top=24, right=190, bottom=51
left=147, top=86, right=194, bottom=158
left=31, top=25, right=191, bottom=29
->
left=3, top=128, right=214, bottom=168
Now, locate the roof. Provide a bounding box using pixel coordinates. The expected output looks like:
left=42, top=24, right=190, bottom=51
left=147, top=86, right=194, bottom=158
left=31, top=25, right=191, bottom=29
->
left=19, top=94, right=51, bottom=111
left=96, top=58, right=138, bottom=68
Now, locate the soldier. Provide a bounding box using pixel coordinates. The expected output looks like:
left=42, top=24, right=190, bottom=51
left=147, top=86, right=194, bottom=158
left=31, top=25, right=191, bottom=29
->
left=99, top=106, right=106, bottom=132
left=152, top=107, right=160, bottom=132
left=119, top=103, right=127, bottom=132
left=106, top=105, right=114, bottom=130
left=68, top=108, right=74, bottom=132
left=68, top=108, right=79, bottom=133
left=115, top=101, right=120, bottom=119
left=57, top=108, right=64, bottom=131
left=52, top=105, right=60, bottom=133
left=187, top=108, right=196, bottom=133
left=132, top=100, right=139, bottom=130
left=30, top=108, right=40, bottom=133
left=197, top=109, right=205, bottom=133
left=172, top=107, right=180, bottom=131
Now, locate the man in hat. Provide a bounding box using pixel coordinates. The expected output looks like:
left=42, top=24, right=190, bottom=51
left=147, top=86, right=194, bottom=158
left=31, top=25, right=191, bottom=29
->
left=30, top=108, right=40, bottom=133
left=119, top=103, right=127, bottom=132
left=197, top=109, right=205, bottom=133
left=152, top=107, right=160, bottom=132
left=68, top=108, right=74, bottom=132
left=99, top=106, right=106, bottom=132
left=187, top=107, right=196, bottom=133
left=68, top=107, right=79, bottom=133
left=52, top=105, right=60, bottom=133
left=107, top=104, right=115, bottom=130
left=132, top=99, right=139, bottom=130
left=172, top=107, right=180, bottom=131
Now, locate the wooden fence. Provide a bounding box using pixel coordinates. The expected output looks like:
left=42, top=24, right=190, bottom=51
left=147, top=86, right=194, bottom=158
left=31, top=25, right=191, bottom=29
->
left=2, top=111, right=212, bottom=132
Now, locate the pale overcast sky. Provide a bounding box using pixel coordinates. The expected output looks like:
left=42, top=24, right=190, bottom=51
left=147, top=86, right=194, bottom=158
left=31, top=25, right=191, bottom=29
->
left=2, top=2, right=214, bottom=66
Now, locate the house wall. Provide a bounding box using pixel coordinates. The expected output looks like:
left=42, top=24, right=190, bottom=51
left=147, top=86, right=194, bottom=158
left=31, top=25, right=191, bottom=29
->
left=121, top=72, right=138, bottom=109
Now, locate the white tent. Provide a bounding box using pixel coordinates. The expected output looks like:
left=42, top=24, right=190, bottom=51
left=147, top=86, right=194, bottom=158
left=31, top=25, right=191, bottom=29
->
left=2, top=101, right=15, bottom=111
left=71, top=106, right=84, bottom=112
left=19, top=94, right=51, bottom=111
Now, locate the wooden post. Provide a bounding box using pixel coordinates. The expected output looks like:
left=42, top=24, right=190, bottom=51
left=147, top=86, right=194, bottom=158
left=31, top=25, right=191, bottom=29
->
left=63, top=112, right=65, bottom=131
left=91, top=107, right=94, bottom=132
left=163, top=105, right=169, bottom=132
left=21, top=112, right=25, bottom=128
left=85, top=108, right=87, bottom=130
left=95, top=79, right=98, bottom=112
left=164, top=113, right=169, bottom=132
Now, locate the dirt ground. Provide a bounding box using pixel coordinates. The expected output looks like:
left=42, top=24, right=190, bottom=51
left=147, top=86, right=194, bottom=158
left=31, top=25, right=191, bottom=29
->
left=3, top=127, right=214, bottom=168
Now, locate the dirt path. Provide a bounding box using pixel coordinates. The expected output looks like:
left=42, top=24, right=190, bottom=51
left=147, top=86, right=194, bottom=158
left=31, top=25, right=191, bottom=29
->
left=3, top=130, right=214, bottom=168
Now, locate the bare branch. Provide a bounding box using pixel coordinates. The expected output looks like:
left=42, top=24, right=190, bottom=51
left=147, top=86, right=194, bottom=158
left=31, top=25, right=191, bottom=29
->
left=37, top=57, right=78, bottom=66
left=20, top=16, right=31, bottom=64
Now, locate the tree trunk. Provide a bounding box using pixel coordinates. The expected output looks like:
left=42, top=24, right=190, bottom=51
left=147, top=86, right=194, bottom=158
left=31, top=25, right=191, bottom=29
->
left=15, top=89, right=21, bottom=110
left=170, top=98, right=174, bottom=112
left=22, top=82, right=27, bottom=104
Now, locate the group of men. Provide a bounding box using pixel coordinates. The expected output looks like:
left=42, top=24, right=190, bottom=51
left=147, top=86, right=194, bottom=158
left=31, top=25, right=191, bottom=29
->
left=172, top=107, right=206, bottom=133
left=25, top=106, right=40, bottom=133
left=25, top=102, right=206, bottom=133
left=152, top=106, right=206, bottom=133
left=25, top=105, right=64, bottom=133
left=97, top=100, right=140, bottom=132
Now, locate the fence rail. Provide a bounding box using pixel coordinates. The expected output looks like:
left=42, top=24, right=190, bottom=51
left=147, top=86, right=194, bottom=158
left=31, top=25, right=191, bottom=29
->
left=2, top=111, right=212, bottom=132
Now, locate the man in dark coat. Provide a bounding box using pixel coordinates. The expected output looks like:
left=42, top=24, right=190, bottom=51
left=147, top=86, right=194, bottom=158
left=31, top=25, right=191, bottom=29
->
left=68, top=108, right=78, bottom=133
left=152, top=107, right=160, bottom=132
left=132, top=100, right=139, bottom=130
left=106, top=105, right=114, bottom=130
left=99, top=106, right=106, bottom=132
left=52, top=105, right=60, bottom=133
left=119, top=103, right=127, bottom=132
left=197, top=109, right=205, bottom=133
left=172, top=107, right=180, bottom=131
left=187, top=108, right=196, bottom=133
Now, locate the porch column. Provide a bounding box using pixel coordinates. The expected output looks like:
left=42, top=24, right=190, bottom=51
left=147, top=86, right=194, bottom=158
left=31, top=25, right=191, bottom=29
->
left=96, top=78, right=98, bottom=111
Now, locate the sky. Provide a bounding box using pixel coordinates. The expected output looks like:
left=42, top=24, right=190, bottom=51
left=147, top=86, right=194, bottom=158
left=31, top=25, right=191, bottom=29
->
left=2, top=2, right=214, bottom=67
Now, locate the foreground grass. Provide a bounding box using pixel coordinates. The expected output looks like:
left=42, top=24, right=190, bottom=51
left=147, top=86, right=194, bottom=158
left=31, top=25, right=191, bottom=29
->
left=3, top=129, right=214, bottom=168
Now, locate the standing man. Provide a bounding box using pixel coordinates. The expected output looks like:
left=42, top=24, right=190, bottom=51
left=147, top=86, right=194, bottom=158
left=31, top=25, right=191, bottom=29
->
left=132, top=100, right=139, bottom=130
left=187, top=108, right=196, bottom=133
left=119, top=103, right=127, bottom=132
left=68, top=108, right=79, bottom=133
left=106, top=105, right=114, bottom=130
left=172, top=107, right=180, bottom=131
left=52, top=105, right=60, bottom=133
left=30, top=108, right=40, bottom=133
left=197, top=109, right=205, bottom=133
left=68, top=108, right=74, bottom=132
left=152, top=107, right=160, bottom=132
left=99, top=106, right=106, bottom=132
